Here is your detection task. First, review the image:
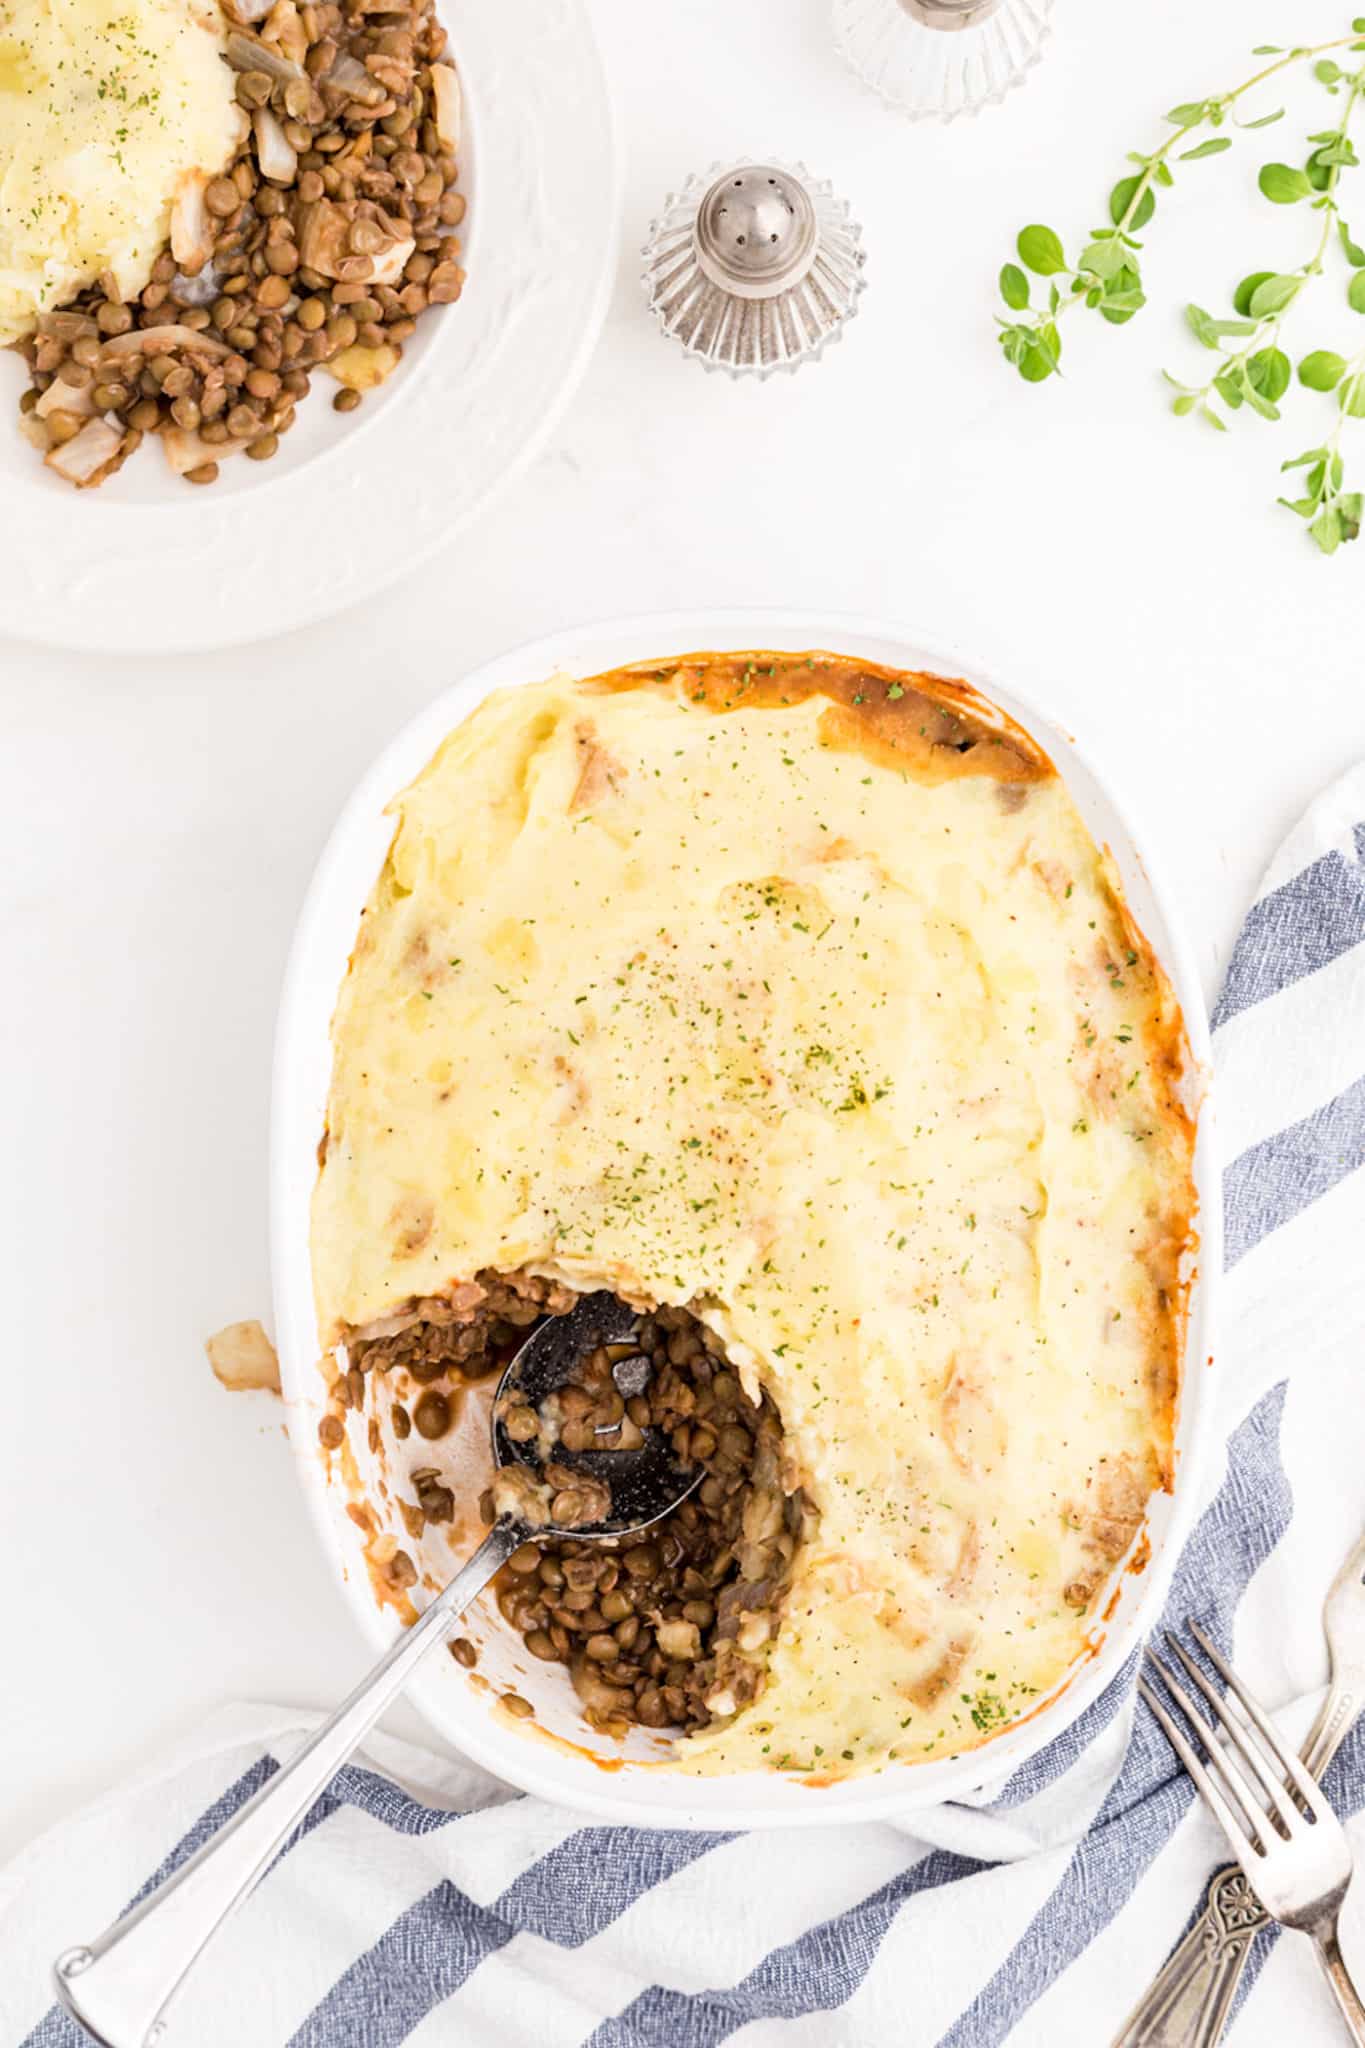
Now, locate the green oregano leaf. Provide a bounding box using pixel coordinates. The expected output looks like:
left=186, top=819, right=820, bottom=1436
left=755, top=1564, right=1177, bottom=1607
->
left=1299, top=349, right=1348, bottom=390
left=1185, top=303, right=1220, bottom=348
left=1099, top=290, right=1146, bottom=323
left=1248, top=273, right=1301, bottom=318
left=1258, top=161, right=1313, bottom=202
left=1017, top=225, right=1067, bottom=276
left=1109, top=177, right=1156, bottom=230
left=1311, top=505, right=1344, bottom=553
left=1016, top=347, right=1052, bottom=384
left=1079, top=237, right=1128, bottom=283
left=1234, top=271, right=1275, bottom=316
left=999, top=263, right=1030, bottom=310
left=1249, top=346, right=1291, bottom=402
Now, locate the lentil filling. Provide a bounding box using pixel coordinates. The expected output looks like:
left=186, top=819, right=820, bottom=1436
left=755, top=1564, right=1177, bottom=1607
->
left=346, top=1273, right=804, bottom=1740
left=16, top=0, right=464, bottom=487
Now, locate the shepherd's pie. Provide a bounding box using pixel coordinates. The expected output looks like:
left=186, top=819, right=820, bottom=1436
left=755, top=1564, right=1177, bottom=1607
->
left=312, top=652, right=1198, bottom=1777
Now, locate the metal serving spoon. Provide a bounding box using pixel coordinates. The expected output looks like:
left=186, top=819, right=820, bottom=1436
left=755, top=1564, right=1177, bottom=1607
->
left=54, top=1291, right=699, bottom=2048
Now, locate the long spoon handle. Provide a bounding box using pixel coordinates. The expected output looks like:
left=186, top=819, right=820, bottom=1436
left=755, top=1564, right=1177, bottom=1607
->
left=53, top=1518, right=524, bottom=2048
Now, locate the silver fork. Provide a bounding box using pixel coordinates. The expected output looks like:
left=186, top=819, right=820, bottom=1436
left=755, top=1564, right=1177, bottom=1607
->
left=1140, top=1622, right=1365, bottom=2045
left=1115, top=1528, right=1365, bottom=2047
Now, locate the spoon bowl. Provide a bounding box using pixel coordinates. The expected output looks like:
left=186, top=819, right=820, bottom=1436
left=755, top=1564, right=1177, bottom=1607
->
left=492, top=1289, right=701, bottom=1538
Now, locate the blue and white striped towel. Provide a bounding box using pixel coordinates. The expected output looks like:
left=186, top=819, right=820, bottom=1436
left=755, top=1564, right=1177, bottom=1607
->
left=5, top=769, right=1365, bottom=2048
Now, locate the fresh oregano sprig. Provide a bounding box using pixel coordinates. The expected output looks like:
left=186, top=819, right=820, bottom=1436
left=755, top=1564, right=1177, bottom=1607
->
left=1164, top=57, right=1365, bottom=432
left=995, top=24, right=1365, bottom=554
left=994, top=37, right=1364, bottom=379
left=1277, top=343, right=1365, bottom=551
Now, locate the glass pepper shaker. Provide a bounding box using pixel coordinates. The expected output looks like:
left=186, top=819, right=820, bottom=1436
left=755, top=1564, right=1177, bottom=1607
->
left=642, top=160, right=866, bottom=378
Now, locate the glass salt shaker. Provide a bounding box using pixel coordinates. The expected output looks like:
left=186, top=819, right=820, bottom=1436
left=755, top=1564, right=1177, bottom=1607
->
left=833, top=0, right=1055, bottom=122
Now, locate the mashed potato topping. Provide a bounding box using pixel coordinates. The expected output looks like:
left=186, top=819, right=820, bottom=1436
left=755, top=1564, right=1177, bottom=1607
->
left=313, top=654, right=1198, bottom=1777
left=0, top=0, right=239, bottom=344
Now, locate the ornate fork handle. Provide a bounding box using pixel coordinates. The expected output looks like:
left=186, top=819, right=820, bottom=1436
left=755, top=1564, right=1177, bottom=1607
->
left=1113, top=1682, right=1359, bottom=2047
left=1111, top=1866, right=1268, bottom=2046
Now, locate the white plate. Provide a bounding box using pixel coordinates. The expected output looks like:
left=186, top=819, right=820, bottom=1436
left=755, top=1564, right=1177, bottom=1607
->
left=271, top=608, right=1218, bottom=1829
left=0, top=0, right=620, bottom=655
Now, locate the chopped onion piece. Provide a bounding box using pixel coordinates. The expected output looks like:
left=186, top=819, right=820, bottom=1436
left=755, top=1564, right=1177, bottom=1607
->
left=323, top=51, right=385, bottom=103
left=221, top=0, right=272, bottom=21
left=103, top=325, right=232, bottom=359
left=170, top=263, right=222, bottom=309
left=296, top=198, right=347, bottom=277
left=368, top=236, right=415, bottom=288
left=45, top=418, right=125, bottom=488
left=262, top=0, right=307, bottom=67
left=226, top=27, right=305, bottom=80
left=430, top=63, right=461, bottom=153
left=206, top=1320, right=281, bottom=1393
left=296, top=199, right=409, bottom=282
left=36, top=376, right=97, bottom=421
left=325, top=341, right=400, bottom=390
left=170, top=171, right=214, bottom=275
left=253, top=105, right=298, bottom=184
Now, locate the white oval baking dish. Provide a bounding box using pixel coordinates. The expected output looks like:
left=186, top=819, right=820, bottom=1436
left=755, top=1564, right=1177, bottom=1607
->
left=271, top=608, right=1218, bottom=1829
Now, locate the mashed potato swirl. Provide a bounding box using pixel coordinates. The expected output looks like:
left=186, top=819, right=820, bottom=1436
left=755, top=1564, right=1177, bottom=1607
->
left=0, top=0, right=239, bottom=344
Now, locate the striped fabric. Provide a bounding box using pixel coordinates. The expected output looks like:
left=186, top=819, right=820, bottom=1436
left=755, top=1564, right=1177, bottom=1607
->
left=5, top=768, right=1365, bottom=2048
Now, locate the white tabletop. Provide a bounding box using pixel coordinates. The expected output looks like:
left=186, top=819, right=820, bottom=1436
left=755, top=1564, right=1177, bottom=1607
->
left=2, top=0, right=1363, bottom=1910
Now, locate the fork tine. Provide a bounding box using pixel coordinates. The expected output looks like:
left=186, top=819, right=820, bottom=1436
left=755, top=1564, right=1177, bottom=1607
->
left=1189, top=1621, right=1331, bottom=1822
left=1143, top=1649, right=1270, bottom=1848
left=1138, top=1675, right=1259, bottom=1872
left=1163, top=1634, right=1298, bottom=1833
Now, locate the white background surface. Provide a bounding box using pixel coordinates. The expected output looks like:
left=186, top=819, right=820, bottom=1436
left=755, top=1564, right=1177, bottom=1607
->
left=3, top=0, right=1365, bottom=2025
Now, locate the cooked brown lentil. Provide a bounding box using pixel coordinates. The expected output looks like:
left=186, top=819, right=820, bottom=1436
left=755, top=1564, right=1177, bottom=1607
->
left=15, top=0, right=464, bottom=486
left=347, top=1272, right=803, bottom=1742
left=412, top=1388, right=452, bottom=1439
